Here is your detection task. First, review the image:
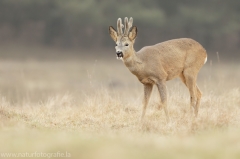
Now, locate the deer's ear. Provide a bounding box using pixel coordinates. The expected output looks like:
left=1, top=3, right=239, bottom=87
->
left=129, top=26, right=137, bottom=41
left=109, top=26, right=118, bottom=42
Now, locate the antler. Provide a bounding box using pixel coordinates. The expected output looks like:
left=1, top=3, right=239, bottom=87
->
left=117, top=17, right=133, bottom=36
left=124, top=17, right=133, bottom=36
left=117, top=18, right=124, bottom=36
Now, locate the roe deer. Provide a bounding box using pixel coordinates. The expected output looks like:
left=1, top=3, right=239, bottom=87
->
left=109, top=17, right=207, bottom=122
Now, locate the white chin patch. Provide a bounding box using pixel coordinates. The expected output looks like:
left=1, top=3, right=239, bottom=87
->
left=116, top=56, right=123, bottom=60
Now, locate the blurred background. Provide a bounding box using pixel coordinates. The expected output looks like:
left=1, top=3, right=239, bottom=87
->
left=0, top=0, right=240, bottom=55
left=0, top=0, right=239, bottom=103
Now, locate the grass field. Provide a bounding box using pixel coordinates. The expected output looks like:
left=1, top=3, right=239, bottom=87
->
left=0, top=46, right=240, bottom=159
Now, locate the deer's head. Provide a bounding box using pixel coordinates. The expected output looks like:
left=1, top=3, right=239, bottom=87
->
left=109, top=17, right=137, bottom=60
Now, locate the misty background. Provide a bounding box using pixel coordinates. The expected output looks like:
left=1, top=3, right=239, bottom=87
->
left=0, top=0, right=240, bottom=60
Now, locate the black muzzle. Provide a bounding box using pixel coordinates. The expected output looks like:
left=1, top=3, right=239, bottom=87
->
left=116, top=52, right=123, bottom=58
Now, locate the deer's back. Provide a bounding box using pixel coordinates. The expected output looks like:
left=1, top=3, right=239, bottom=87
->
left=137, top=38, right=207, bottom=80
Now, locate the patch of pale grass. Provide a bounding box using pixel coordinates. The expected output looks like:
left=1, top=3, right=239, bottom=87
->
left=0, top=87, right=240, bottom=159
left=1, top=86, right=240, bottom=135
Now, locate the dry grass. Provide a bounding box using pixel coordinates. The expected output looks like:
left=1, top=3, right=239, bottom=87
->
left=0, top=46, right=240, bottom=159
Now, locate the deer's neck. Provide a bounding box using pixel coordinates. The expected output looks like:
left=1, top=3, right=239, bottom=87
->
left=123, top=50, right=143, bottom=74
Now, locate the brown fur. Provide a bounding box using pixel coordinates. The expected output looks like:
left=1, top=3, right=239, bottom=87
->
left=109, top=18, right=207, bottom=122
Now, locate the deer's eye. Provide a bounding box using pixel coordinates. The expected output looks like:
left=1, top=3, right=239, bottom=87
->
left=125, top=43, right=129, bottom=46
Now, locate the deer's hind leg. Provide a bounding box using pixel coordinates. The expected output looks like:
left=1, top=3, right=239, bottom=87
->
left=180, top=70, right=200, bottom=117
left=195, top=85, right=202, bottom=116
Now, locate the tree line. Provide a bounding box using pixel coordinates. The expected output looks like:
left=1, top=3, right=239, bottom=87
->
left=0, top=0, right=240, bottom=53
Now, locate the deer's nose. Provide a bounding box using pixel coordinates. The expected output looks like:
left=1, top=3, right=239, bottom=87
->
left=116, top=51, right=123, bottom=57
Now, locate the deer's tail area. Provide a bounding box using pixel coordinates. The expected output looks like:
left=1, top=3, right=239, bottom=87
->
left=204, top=56, right=207, bottom=64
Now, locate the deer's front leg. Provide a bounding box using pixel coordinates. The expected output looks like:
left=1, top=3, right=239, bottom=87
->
left=141, top=84, right=153, bottom=121
left=156, top=81, right=169, bottom=122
